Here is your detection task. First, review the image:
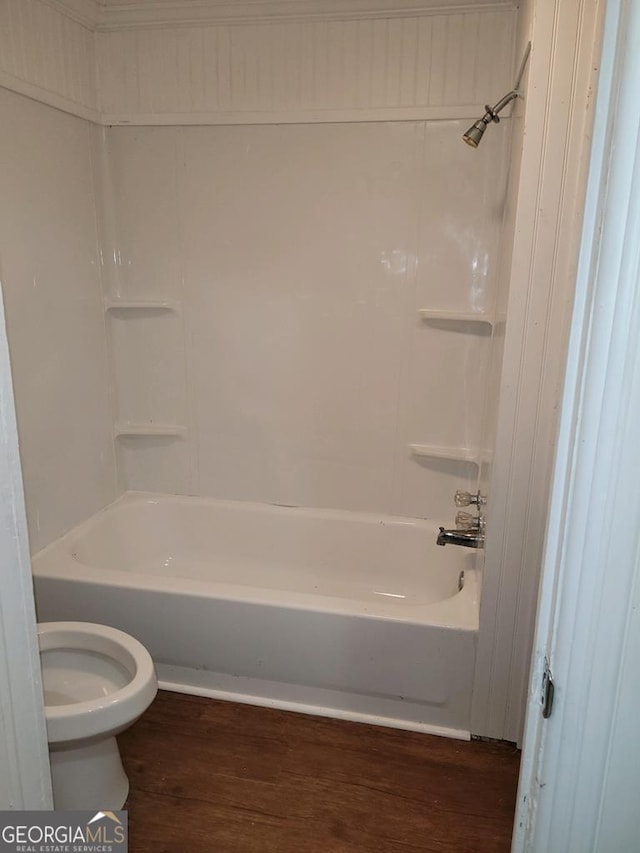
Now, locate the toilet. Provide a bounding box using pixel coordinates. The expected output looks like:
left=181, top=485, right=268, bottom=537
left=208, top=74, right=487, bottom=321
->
left=38, top=621, right=158, bottom=810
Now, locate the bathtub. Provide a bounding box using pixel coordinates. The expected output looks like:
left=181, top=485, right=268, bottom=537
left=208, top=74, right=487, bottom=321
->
left=32, top=492, right=480, bottom=738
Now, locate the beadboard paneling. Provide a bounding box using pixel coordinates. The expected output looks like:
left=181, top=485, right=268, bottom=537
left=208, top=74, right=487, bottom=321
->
left=0, top=0, right=99, bottom=119
left=0, top=2, right=515, bottom=125
left=98, top=9, right=516, bottom=123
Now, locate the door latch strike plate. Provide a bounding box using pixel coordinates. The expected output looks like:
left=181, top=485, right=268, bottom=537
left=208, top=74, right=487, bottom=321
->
left=542, top=657, right=554, bottom=719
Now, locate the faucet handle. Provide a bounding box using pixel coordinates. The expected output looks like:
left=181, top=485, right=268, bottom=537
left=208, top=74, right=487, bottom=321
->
left=454, top=490, right=487, bottom=508
left=455, top=511, right=477, bottom=530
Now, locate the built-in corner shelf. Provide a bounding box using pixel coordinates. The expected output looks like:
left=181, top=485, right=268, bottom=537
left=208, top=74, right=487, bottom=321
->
left=409, top=444, right=480, bottom=466
left=115, top=423, right=186, bottom=438
left=105, top=299, right=181, bottom=313
left=418, top=309, right=493, bottom=327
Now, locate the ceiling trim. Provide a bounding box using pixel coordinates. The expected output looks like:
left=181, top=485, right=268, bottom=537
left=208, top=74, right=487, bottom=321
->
left=94, top=0, right=517, bottom=30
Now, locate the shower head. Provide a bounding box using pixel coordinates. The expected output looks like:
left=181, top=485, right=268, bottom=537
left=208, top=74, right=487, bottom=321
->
left=463, top=100, right=510, bottom=148
left=463, top=41, right=531, bottom=148
left=463, top=117, right=490, bottom=148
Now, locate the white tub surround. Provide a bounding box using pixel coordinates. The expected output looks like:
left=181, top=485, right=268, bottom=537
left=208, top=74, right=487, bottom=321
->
left=103, top=120, right=508, bottom=521
left=33, top=493, right=480, bottom=738
left=0, top=89, right=117, bottom=554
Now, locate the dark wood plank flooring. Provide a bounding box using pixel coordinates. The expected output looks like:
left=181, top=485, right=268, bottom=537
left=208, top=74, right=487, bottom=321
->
left=119, top=690, right=520, bottom=853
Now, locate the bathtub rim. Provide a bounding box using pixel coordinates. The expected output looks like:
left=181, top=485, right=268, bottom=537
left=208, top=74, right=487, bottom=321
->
left=32, top=491, right=481, bottom=630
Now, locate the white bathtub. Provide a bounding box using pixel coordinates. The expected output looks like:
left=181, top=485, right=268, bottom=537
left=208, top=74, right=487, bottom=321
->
left=32, top=492, right=480, bottom=738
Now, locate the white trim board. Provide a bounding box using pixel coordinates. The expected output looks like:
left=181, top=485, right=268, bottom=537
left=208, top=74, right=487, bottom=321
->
left=470, top=0, right=605, bottom=743
left=1, top=87, right=498, bottom=126
left=102, top=106, right=504, bottom=125
left=0, top=75, right=101, bottom=125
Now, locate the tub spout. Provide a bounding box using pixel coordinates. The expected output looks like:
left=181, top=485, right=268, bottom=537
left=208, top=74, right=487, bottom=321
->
left=437, top=527, right=485, bottom=549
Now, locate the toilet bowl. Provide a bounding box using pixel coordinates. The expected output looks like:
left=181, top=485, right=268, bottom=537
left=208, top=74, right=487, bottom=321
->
left=38, top=621, right=158, bottom=810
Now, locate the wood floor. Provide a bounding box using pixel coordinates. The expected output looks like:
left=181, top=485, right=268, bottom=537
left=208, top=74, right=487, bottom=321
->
left=119, top=690, right=520, bottom=853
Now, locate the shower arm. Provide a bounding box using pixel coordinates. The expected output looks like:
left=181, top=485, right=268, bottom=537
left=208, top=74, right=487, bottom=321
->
left=482, top=90, right=519, bottom=124
left=482, top=41, right=532, bottom=124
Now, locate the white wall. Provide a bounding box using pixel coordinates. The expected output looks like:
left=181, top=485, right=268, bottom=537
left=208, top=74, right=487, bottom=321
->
left=103, top=120, right=508, bottom=518
left=0, top=89, right=117, bottom=553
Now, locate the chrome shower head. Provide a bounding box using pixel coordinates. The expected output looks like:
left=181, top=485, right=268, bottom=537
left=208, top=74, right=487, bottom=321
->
left=463, top=103, right=505, bottom=148
left=462, top=118, right=489, bottom=148
left=463, top=41, right=531, bottom=149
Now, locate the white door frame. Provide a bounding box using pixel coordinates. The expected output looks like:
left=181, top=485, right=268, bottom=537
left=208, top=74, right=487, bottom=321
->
left=514, top=0, right=640, bottom=847
left=0, top=272, right=52, bottom=809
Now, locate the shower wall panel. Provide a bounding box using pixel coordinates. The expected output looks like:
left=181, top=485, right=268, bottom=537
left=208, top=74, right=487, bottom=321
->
left=0, top=89, right=117, bottom=552
left=103, top=119, right=509, bottom=519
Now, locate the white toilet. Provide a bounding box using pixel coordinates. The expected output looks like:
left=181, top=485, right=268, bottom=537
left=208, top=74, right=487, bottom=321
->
left=38, top=621, right=158, bottom=810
